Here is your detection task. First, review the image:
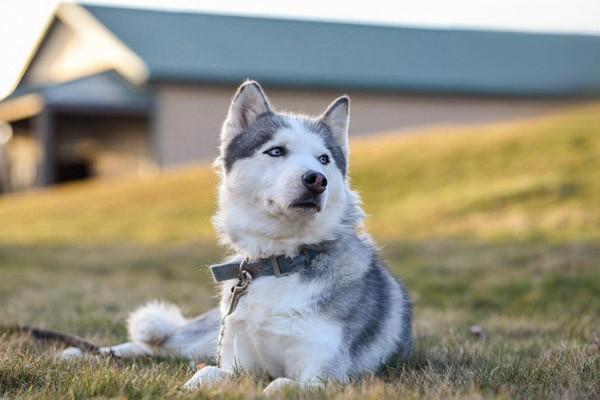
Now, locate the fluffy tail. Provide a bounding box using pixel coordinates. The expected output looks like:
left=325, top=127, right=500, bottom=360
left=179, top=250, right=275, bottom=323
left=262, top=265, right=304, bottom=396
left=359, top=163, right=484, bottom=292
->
left=127, top=301, right=188, bottom=346
left=127, top=302, right=220, bottom=360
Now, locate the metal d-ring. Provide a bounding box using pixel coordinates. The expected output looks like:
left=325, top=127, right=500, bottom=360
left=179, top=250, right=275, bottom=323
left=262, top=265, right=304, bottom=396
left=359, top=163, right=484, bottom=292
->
left=238, top=257, right=252, bottom=282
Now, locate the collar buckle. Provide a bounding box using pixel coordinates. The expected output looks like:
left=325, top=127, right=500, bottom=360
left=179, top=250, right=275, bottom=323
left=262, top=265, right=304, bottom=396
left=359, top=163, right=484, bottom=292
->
left=270, top=256, right=293, bottom=278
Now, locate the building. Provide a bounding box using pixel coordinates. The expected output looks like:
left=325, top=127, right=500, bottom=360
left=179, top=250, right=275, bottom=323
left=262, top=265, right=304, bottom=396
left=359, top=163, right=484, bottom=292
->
left=0, top=3, right=599, bottom=191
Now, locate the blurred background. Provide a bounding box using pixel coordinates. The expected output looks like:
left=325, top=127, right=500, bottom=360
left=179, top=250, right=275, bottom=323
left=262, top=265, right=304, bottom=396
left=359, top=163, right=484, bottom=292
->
left=0, top=1, right=599, bottom=398
left=0, top=0, right=599, bottom=191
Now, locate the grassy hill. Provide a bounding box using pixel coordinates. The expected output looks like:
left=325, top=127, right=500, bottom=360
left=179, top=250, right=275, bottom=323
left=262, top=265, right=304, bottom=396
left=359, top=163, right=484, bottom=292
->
left=1, top=104, right=599, bottom=245
left=0, top=104, right=599, bottom=399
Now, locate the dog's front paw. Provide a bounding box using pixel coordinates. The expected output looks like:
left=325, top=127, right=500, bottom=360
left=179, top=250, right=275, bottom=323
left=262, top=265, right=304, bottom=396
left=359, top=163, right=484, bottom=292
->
left=56, top=347, right=84, bottom=361
left=182, top=366, right=231, bottom=391
left=263, top=377, right=299, bottom=395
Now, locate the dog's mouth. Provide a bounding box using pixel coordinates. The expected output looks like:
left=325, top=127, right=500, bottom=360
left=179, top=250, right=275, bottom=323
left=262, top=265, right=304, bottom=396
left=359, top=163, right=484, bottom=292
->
left=290, top=194, right=322, bottom=212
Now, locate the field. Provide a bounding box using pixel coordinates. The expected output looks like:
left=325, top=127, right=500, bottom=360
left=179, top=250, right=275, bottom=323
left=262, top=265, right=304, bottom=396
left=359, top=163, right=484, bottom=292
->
left=1, top=103, right=599, bottom=399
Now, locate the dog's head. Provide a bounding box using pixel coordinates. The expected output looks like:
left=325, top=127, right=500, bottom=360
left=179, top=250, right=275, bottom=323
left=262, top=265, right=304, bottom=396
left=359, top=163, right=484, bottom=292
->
left=214, top=81, right=363, bottom=254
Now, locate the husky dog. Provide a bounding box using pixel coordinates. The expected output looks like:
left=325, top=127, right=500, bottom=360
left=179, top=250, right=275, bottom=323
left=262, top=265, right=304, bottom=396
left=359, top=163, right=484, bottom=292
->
left=63, top=81, right=412, bottom=393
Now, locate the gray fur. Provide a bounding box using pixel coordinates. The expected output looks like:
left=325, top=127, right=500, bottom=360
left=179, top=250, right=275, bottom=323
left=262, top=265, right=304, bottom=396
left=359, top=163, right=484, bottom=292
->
left=223, top=112, right=289, bottom=172
left=299, top=229, right=412, bottom=375
left=165, top=308, right=220, bottom=349
left=394, top=279, right=414, bottom=359
left=223, top=112, right=347, bottom=176
left=347, top=259, right=391, bottom=357
left=303, top=118, right=347, bottom=176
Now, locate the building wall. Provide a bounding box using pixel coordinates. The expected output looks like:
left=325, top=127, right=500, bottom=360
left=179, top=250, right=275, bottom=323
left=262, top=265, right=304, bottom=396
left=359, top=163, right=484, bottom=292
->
left=154, top=83, right=580, bottom=167
left=3, top=123, right=40, bottom=191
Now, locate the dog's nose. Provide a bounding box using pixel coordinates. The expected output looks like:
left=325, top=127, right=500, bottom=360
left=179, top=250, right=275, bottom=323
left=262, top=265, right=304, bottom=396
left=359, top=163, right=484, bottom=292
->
left=302, top=171, right=327, bottom=194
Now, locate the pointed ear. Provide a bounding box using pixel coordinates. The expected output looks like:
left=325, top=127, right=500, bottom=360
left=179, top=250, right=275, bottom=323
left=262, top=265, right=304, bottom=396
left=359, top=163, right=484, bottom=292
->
left=320, top=96, right=350, bottom=153
left=221, top=80, right=272, bottom=143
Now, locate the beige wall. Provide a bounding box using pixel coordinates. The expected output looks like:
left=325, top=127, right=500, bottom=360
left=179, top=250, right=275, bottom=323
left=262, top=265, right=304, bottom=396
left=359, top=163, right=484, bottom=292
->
left=4, top=127, right=40, bottom=191
left=24, top=20, right=109, bottom=87
left=22, top=10, right=146, bottom=88
left=155, top=83, right=579, bottom=167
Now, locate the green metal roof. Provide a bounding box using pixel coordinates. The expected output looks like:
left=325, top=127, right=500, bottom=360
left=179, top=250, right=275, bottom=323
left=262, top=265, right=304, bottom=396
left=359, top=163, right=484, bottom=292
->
left=6, top=71, right=152, bottom=112
left=83, top=5, right=600, bottom=97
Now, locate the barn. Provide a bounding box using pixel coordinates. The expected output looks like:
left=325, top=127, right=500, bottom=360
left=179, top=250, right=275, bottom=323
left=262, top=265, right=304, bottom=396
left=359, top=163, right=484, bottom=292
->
left=0, top=3, right=599, bottom=191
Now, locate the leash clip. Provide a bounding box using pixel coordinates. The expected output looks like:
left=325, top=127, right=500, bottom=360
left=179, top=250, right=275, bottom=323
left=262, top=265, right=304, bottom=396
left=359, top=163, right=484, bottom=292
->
left=237, top=257, right=252, bottom=283
left=224, top=258, right=252, bottom=316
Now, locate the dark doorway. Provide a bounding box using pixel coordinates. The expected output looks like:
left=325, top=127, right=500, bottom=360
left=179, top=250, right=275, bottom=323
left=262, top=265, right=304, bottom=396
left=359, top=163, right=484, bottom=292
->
left=55, top=158, right=92, bottom=183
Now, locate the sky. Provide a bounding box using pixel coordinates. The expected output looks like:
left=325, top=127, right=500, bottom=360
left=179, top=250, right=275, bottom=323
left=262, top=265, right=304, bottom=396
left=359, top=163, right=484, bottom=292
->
left=1, top=0, right=599, bottom=99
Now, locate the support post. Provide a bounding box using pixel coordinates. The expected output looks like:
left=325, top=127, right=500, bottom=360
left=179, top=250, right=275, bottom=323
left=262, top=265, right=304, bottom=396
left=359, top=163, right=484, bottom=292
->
left=34, top=109, right=56, bottom=186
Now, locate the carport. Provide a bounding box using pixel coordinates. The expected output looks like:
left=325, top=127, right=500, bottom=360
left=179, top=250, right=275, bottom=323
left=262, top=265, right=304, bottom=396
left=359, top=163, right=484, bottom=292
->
left=0, top=71, right=154, bottom=191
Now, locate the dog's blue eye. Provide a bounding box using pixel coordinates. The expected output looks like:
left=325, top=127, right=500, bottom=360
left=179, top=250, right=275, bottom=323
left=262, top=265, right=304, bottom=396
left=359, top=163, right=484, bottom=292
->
left=318, top=154, right=330, bottom=165
left=264, top=146, right=285, bottom=157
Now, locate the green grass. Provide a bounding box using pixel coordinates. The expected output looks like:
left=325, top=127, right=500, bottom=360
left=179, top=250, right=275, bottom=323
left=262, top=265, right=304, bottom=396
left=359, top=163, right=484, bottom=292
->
left=1, top=104, right=599, bottom=399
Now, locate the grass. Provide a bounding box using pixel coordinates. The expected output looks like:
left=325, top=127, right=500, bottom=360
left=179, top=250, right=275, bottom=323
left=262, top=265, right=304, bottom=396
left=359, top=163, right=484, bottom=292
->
left=1, top=103, right=599, bottom=399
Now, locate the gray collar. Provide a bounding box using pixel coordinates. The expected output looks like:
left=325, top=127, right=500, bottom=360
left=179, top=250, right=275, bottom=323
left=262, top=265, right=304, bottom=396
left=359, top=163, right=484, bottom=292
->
left=210, top=249, right=319, bottom=282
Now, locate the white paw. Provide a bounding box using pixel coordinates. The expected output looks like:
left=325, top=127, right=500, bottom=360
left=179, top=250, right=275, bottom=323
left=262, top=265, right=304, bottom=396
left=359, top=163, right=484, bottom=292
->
left=56, top=347, right=83, bottom=361
left=263, top=377, right=298, bottom=395
left=182, top=366, right=230, bottom=391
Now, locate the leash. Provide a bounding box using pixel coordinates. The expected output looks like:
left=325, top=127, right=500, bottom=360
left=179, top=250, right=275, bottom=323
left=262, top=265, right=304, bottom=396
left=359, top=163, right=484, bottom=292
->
left=215, top=257, right=252, bottom=368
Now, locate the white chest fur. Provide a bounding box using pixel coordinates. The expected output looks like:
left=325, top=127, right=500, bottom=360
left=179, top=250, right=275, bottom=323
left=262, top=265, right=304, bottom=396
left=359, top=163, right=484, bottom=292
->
left=220, top=274, right=342, bottom=380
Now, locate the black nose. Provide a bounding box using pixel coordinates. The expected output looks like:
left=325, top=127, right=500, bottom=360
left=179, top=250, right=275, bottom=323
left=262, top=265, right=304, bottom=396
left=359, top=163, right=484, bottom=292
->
left=302, top=171, right=327, bottom=194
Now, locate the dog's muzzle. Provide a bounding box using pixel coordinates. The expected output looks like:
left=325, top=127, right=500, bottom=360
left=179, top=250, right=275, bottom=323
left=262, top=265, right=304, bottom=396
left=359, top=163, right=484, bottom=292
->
left=290, top=192, right=323, bottom=212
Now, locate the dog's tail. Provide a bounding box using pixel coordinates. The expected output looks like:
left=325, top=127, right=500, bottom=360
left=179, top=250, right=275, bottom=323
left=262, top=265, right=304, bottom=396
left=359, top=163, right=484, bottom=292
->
left=127, top=301, right=189, bottom=345
left=127, top=302, right=220, bottom=360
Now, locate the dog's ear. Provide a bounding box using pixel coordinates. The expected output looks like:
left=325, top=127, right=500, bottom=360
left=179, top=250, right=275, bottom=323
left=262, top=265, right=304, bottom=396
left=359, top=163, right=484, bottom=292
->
left=320, top=96, right=350, bottom=154
left=221, top=80, right=272, bottom=143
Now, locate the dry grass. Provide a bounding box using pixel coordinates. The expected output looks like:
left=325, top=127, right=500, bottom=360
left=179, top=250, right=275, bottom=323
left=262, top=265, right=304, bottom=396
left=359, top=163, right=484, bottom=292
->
left=1, top=103, right=599, bottom=398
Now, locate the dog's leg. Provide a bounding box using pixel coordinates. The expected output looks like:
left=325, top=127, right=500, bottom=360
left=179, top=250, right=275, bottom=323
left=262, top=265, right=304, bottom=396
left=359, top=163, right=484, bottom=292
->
left=182, top=366, right=232, bottom=390
left=57, top=341, right=152, bottom=360
left=261, top=316, right=347, bottom=394
left=263, top=377, right=323, bottom=395
left=100, top=341, right=152, bottom=357
left=181, top=323, right=235, bottom=391
left=157, top=309, right=220, bottom=361
left=58, top=306, right=220, bottom=361
left=182, top=318, right=260, bottom=391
